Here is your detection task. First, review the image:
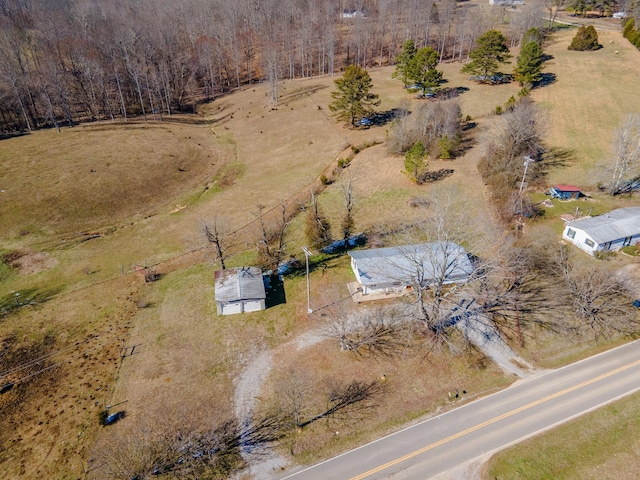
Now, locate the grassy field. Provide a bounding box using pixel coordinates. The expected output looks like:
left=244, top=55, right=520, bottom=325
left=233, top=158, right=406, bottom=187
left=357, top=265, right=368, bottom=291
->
left=531, top=28, right=640, bottom=188
left=1, top=24, right=640, bottom=480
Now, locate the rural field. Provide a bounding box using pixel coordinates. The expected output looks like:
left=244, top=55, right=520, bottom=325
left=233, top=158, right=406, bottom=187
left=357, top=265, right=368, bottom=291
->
left=1, top=22, right=640, bottom=480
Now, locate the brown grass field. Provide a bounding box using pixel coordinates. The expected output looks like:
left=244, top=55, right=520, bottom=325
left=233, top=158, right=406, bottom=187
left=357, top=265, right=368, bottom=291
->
left=1, top=24, right=640, bottom=480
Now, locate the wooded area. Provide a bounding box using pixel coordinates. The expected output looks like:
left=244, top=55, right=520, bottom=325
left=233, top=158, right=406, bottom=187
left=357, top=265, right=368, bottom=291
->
left=0, top=0, right=544, bottom=132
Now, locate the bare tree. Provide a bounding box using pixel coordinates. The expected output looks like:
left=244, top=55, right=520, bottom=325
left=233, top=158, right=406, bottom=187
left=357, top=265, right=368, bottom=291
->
left=386, top=100, right=412, bottom=154
left=373, top=196, right=479, bottom=341
left=304, top=191, right=332, bottom=248
left=508, top=2, right=546, bottom=47
left=254, top=201, right=290, bottom=268
left=556, top=246, right=639, bottom=339
left=478, top=98, right=546, bottom=217
left=322, top=303, right=415, bottom=357
left=472, top=241, right=565, bottom=345
left=275, top=368, right=313, bottom=429
left=607, top=113, right=640, bottom=195
left=545, top=0, right=566, bottom=29
left=201, top=217, right=230, bottom=270
left=340, top=175, right=356, bottom=240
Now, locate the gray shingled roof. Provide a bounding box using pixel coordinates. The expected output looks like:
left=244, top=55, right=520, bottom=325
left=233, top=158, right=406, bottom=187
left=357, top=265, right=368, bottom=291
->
left=566, top=207, right=640, bottom=244
left=349, top=242, right=474, bottom=287
left=214, top=267, right=266, bottom=303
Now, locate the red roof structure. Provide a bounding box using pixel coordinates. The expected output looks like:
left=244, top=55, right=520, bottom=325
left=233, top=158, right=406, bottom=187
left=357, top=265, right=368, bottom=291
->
left=554, top=184, right=581, bottom=192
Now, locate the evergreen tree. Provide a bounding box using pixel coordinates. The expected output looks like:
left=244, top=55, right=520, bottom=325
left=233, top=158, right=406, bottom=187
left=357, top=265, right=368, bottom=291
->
left=462, top=30, right=512, bottom=81
left=513, top=41, right=544, bottom=86
left=404, top=141, right=427, bottom=181
left=407, top=47, right=443, bottom=95
left=522, top=27, right=543, bottom=47
left=393, top=40, right=417, bottom=85
left=623, top=18, right=635, bottom=40
left=568, top=25, right=600, bottom=51
left=329, top=65, right=381, bottom=127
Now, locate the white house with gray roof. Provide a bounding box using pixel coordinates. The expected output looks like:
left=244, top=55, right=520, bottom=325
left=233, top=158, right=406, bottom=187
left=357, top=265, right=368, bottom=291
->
left=214, top=267, right=266, bottom=315
left=562, top=207, right=640, bottom=255
left=348, top=242, right=474, bottom=297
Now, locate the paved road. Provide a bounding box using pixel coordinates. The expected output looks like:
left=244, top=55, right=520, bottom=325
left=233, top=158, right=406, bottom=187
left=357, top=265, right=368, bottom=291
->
left=277, top=340, right=640, bottom=480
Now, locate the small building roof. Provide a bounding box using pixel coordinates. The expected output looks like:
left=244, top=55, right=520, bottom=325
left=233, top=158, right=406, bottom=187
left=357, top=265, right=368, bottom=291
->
left=214, top=267, right=266, bottom=303
left=553, top=184, right=581, bottom=192
left=566, top=207, right=640, bottom=244
left=349, top=242, right=474, bottom=287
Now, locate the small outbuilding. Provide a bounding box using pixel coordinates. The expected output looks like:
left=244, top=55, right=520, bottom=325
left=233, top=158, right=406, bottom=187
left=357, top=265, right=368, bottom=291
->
left=214, top=267, right=266, bottom=315
left=550, top=184, right=582, bottom=200
left=348, top=242, right=474, bottom=297
left=562, top=207, right=640, bottom=255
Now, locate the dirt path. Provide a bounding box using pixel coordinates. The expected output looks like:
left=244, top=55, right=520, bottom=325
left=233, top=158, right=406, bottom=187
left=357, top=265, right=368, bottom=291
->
left=456, top=312, right=534, bottom=378
left=232, top=330, right=326, bottom=478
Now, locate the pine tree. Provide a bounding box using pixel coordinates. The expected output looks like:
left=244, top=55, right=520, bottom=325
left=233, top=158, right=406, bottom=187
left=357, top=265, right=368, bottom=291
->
left=462, top=30, right=512, bottom=81
left=407, top=47, right=443, bottom=95
left=521, top=27, right=543, bottom=47
left=568, top=25, right=600, bottom=51
left=513, top=41, right=544, bottom=86
left=393, top=40, right=417, bottom=85
left=404, top=141, right=427, bottom=181
left=329, top=65, right=381, bottom=127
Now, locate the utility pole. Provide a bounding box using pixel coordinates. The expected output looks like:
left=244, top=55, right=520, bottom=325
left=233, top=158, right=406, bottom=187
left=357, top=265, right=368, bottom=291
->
left=516, top=155, right=534, bottom=222
left=302, top=246, right=313, bottom=315
left=519, top=155, right=534, bottom=195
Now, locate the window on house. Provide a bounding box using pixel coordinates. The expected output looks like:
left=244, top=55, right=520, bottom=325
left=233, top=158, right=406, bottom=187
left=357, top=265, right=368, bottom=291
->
left=624, top=236, right=632, bottom=246
left=585, top=238, right=595, bottom=247
left=603, top=242, right=612, bottom=250
left=566, top=228, right=576, bottom=239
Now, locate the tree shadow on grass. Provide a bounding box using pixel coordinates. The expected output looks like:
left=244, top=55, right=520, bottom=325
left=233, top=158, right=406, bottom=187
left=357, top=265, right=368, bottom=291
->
left=0, top=131, right=30, bottom=141
left=537, top=73, right=557, bottom=88
left=371, top=108, right=409, bottom=127
left=0, top=286, right=61, bottom=319
left=534, top=147, right=576, bottom=183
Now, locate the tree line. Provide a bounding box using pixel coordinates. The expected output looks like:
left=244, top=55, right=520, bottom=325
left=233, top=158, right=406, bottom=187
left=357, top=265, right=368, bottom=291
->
left=0, top=0, right=546, bottom=132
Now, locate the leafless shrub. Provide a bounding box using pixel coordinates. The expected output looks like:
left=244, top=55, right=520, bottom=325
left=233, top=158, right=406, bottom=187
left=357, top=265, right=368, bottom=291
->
left=407, top=196, right=432, bottom=209
left=387, top=99, right=463, bottom=158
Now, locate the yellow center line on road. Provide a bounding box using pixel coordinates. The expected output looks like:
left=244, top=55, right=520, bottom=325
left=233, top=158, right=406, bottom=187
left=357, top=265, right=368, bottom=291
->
left=350, top=358, right=640, bottom=480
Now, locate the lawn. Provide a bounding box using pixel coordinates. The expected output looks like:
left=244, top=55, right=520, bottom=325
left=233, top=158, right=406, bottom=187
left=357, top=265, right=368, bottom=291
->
left=531, top=28, right=640, bottom=188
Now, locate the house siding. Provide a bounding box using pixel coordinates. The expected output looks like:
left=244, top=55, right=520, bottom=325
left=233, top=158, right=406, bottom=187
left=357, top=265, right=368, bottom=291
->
left=563, top=227, right=640, bottom=255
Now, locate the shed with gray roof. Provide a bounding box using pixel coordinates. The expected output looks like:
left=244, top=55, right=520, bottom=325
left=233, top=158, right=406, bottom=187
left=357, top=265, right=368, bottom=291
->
left=214, top=267, right=266, bottom=315
left=562, top=207, right=640, bottom=255
left=348, top=242, right=474, bottom=297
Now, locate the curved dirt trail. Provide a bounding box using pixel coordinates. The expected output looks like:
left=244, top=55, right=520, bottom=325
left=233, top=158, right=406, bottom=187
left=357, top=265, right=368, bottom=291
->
left=233, top=330, right=326, bottom=478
